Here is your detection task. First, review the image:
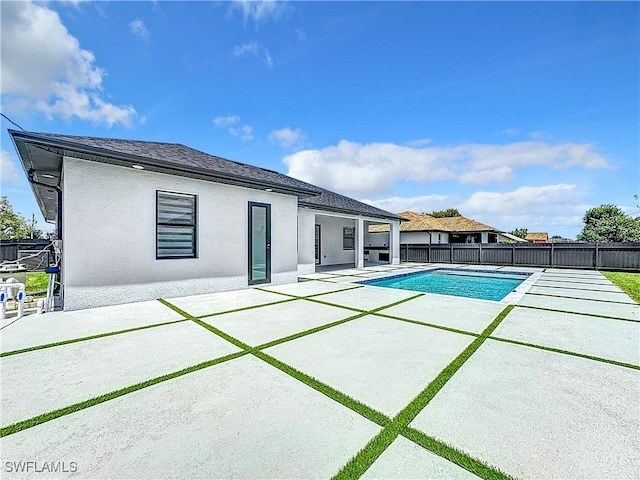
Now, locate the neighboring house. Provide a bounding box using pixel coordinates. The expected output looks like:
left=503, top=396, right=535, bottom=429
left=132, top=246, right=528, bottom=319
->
left=369, top=211, right=504, bottom=245
left=498, top=232, right=529, bottom=243
left=526, top=232, right=549, bottom=243
left=9, top=130, right=401, bottom=310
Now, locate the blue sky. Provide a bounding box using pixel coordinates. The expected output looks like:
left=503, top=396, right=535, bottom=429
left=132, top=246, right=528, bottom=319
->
left=1, top=1, right=638, bottom=238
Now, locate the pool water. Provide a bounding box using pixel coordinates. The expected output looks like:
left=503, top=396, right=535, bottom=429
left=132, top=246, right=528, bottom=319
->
left=360, top=269, right=528, bottom=301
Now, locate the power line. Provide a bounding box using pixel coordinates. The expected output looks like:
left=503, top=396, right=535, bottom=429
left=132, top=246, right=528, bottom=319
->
left=0, top=113, right=26, bottom=131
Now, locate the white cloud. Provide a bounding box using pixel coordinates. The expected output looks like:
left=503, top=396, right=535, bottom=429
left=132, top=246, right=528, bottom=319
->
left=229, top=124, right=253, bottom=141
left=230, top=0, right=288, bottom=24
left=1, top=150, right=21, bottom=185
left=283, top=139, right=613, bottom=198
left=233, top=42, right=260, bottom=57
left=129, top=19, right=150, bottom=41
left=213, top=115, right=253, bottom=141
left=213, top=115, right=241, bottom=127
left=233, top=41, right=273, bottom=66
left=0, top=1, right=138, bottom=127
left=269, top=127, right=307, bottom=149
left=295, top=28, right=306, bottom=41
left=363, top=184, right=590, bottom=233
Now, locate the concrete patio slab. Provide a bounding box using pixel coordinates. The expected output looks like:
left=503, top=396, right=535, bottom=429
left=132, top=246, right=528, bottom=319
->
left=0, top=355, right=380, bottom=479
left=200, top=299, right=357, bottom=346
left=363, top=436, right=480, bottom=479
left=495, top=266, right=543, bottom=273
left=0, top=300, right=183, bottom=354
left=260, top=280, right=360, bottom=297
left=493, top=306, right=640, bottom=365
left=544, top=268, right=606, bottom=276
left=297, top=272, right=342, bottom=280
left=167, top=288, right=286, bottom=317
left=539, top=274, right=610, bottom=285
left=518, top=294, right=639, bottom=321
left=320, top=268, right=370, bottom=275
left=324, top=275, right=364, bottom=283
left=317, top=285, right=421, bottom=311
left=265, top=315, right=474, bottom=416
left=535, top=279, right=623, bottom=292
left=411, top=340, right=640, bottom=480
left=380, top=294, right=504, bottom=334
left=528, top=285, right=635, bottom=304
left=1, top=322, right=240, bottom=426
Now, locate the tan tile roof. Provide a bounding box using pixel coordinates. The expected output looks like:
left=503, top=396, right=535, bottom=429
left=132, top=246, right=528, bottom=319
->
left=526, top=232, right=549, bottom=241
left=368, top=211, right=499, bottom=233
left=434, top=216, right=497, bottom=232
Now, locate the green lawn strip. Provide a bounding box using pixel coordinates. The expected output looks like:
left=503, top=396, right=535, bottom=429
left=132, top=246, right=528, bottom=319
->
left=0, top=319, right=190, bottom=358
left=603, top=271, right=640, bottom=304
left=25, top=272, right=48, bottom=294
left=252, top=349, right=390, bottom=427
left=0, top=350, right=247, bottom=437
left=488, top=336, right=640, bottom=370
left=517, top=304, right=638, bottom=323
left=526, top=292, right=635, bottom=305
left=401, top=426, right=515, bottom=480
left=374, top=312, right=479, bottom=338
left=196, top=298, right=298, bottom=319
left=332, top=305, right=515, bottom=480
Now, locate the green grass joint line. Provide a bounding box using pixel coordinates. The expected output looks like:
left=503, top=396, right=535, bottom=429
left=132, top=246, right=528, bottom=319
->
left=488, top=335, right=640, bottom=370
left=517, top=304, right=637, bottom=323
left=0, top=350, right=248, bottom=438
left=0, top=319, right=190, bottom=358
left=332, top=305, right=515, bottom=480
left=401, top=426, right=516, bottom=480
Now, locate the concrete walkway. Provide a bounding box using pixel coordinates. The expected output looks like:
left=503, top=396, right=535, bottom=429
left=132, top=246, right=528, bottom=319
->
left=1, top=264, right=638, bottom=479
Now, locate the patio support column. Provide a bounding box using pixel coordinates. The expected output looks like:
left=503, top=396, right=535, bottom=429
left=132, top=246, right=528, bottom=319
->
left=355, top=217, right=365, bottom=268
left=390, top=220, right=400, bottom=264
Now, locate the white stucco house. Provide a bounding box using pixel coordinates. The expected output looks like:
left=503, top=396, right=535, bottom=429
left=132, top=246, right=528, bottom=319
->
left=9, top=130, right=402, bottom=310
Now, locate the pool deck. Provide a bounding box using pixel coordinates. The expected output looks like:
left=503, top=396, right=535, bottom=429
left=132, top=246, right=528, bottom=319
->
left=0, top=263, right=638, bottom=479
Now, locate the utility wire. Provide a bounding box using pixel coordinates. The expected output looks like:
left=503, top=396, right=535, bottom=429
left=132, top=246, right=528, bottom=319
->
left=0, top=113, right=26, bottom=131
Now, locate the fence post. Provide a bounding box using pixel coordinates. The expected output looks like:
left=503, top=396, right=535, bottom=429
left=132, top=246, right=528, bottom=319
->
left=479, top=243, right=483, bottom=264
left=550, top=243, right=554, bottom=267
left=512, top=245, right=515, bottom=266
left=594, top=243, right=599, bottom=270
left=428, top=243, right=431, bottom=263
left=450, top=244, right=454, bottom=264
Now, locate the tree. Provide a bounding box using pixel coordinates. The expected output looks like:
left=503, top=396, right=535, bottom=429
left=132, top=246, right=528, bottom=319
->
left=430, top=208, right=461, bottom=218
left=577, top=204, right=640, bottom=243
left=0, top=196, right=43, bottom=239
left=509, top=228, right=528, bottom=240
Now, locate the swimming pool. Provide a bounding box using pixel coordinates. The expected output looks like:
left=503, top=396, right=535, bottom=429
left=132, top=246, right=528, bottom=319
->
left=359, top=268, right=530, bottom=301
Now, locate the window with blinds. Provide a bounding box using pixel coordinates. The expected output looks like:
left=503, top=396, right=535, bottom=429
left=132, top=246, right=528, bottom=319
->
left=343, top=226, right=355, bottom=250
left=156, top=191, right=197, bottom=259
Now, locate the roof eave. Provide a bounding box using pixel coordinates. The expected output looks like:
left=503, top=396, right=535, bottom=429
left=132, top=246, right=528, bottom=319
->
left=9, top=130, right=321, bottom=198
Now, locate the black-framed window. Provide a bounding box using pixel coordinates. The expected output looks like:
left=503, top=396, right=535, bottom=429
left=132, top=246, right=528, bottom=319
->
left=156, top=191, right=197, bottom=259
left=343, top=226, right=355, bottom=250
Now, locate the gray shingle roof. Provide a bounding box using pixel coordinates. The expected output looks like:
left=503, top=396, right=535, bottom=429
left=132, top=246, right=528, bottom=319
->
left=9, top=131, right=401, bottom=221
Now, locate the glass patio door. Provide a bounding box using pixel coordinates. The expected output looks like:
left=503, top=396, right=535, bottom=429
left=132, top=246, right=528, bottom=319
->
left=248, top=202, right=271, bottom=285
